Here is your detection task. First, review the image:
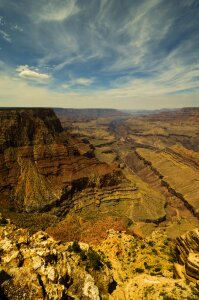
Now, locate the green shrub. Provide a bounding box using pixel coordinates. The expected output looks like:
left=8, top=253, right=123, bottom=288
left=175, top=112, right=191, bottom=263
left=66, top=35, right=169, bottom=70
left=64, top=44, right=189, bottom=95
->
left=87, top=249, right=103, bottom=270
left=151, top=248, right=158, bottom=255
left=79, top=250, right=87, bottom=261
left=135, top=268, right=144, bottom=273
left=68, top=241, right=81, bottom=253
left=169, top=249, right=178, bottom=263
left=144, top=262, right=151, bottom=269
left=148, top=241, right=155, bottom=247
left=154, top=267, right=162, bottom=272
left=106, top=261, right=112, bottom=269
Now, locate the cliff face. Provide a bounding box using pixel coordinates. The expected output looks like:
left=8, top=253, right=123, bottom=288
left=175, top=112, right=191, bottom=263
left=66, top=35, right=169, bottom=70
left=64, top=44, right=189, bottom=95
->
left=0, top=108, right=62, bottom=151
left=175, top=229, right=199, bottom=282
left=0, top=108, right=167, bottom=236
left=0, top=108, right=123, bottom=213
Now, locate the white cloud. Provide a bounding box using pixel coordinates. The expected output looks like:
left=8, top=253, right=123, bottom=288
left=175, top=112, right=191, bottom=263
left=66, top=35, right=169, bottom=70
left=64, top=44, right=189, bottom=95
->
left=16, top=65, right=51, bottom=82
left=0, top=29, right=11, bottom=43
left=37, top=0, right=79, bottom=22
left=12, top=24, right=23, bottom=32
left=106, top=1, right=173, bottom=72
left=62, top=77, right=94, bottom=89
left=0, top=1, right=198, bottom=110
left=0, top=16, right=5, bottom=26
left=61, top=83, right=70, bottom=89
left=72, top=78, right=94, bottom=86
left=0, top=73, right=198, bottom=110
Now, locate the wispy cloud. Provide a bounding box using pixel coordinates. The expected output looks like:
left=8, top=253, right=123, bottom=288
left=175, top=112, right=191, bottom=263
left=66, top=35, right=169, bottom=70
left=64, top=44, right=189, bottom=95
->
left=61, top=77, right=94, bottom=89
left=11, top=24, right=23, bottom=32
left=0, top=15, right=23, bottom=43
left=0, top=16, right=5, bottom=26
left=0, top=73, right=198, bottom=109
left=36, top=0, right=79, bottom=22
left=0, top=29, right=11, bottom=43
left=0, top=0, right=198, bottom=108
left=16, top=65, right=51, bottom=82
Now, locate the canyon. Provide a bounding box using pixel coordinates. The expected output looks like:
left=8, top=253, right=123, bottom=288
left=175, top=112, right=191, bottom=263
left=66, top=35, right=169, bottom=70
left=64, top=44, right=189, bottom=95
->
left=0, top=107, right=199, bottom=299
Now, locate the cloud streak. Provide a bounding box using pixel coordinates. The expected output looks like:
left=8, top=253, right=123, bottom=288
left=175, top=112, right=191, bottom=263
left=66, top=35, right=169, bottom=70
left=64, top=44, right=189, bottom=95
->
left=38, top=0, right=79, bottom=22
left=0, top=0, right=198, bottom=108
left=0, top=29, right=11, bottom=43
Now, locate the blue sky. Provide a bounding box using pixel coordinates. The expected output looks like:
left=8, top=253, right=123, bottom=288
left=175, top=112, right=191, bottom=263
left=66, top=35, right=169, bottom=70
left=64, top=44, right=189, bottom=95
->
left=0, top=0, right=198, bottom=109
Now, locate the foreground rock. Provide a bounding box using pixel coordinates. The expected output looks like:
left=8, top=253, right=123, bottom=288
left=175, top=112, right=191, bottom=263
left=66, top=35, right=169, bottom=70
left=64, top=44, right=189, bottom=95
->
left=0, top=218, right=113, bottom=299
left=175, top=228, right=199, bottom=282
left=0, top=216, right=198, bottom=299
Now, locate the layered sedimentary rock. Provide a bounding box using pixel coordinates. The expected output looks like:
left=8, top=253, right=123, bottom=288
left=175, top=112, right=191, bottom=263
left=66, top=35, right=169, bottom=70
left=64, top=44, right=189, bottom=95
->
left=120, top=107, right=199, bottom=151
left=0, top=108, right=167, bottom=234
left=0, top=108, right=123, bottom=213
left=54, top=108, right=125, bottom=126
left=52, top=107, right=199, bottom=239
left=136, top=147, right=199, bottom=217
left=105, top=108, right=199, bottom=238
left=175, top=229, right=199, bottom=281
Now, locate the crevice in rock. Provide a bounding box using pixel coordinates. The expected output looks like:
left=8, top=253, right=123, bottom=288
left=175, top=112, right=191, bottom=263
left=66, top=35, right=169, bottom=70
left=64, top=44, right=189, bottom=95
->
left=59, top=274, right=73, bottom=289
left=37, top=274, right=46, bottom=298
left=108, top=279, right=117, bottom=294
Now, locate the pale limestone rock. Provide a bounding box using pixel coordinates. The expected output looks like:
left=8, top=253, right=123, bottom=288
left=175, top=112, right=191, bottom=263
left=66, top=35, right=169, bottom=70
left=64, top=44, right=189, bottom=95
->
left=0, top=219, right=198, bottom=299
left=46, top=266, right=57, bottom=282
left=32, top=256, right=43, bottom=270
left=2, top=250, right=19, bottom=264
left=45, top=283, right=65, bottom=300
left=110, top=274, right=198, bottom=300
left=0, top=238, right=13, bottom=252
left=83, top=274, right=100, bottom=300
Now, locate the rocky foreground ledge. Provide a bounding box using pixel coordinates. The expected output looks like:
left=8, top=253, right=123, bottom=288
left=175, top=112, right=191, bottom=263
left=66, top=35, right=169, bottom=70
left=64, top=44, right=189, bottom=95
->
left=0, top=215, right=198, bottom=299
left=175, top=228, right=199, bottom=282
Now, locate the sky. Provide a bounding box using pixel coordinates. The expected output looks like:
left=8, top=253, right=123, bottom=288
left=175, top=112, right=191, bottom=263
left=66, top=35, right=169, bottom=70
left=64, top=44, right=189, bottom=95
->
left=0, top=0, right=198, bottom=109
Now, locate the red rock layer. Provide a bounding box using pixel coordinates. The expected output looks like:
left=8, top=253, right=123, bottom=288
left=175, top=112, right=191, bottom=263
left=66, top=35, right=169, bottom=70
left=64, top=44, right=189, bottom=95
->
left=0, top=108, right=123, bottom=213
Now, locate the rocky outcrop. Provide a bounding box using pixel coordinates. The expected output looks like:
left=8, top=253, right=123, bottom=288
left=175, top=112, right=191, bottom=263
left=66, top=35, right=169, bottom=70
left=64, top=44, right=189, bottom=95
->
left=0, top=215, right=113, bottom=299
left=0, top=108, right=124, bottom=214
left=0, top=216, right=198, bottom=300
left=110, top=274, right=199, bottom=300
left=175, top=229, right=199, bottom=282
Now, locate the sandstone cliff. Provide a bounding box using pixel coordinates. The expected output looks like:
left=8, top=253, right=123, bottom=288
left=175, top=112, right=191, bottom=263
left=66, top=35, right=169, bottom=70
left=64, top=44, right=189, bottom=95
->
left=0, top=108, right=123, bottom=214
left=0, top=108, right=167, bottom=236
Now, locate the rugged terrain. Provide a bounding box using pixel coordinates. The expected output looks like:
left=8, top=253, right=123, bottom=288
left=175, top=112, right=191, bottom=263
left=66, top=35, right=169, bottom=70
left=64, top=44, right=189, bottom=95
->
left=55, top=107, right=199, bottom=239
left=0, top=108, right=166, bottom=238
left=0, top=107, right=199, bottom=299
left=0, top=109, right=122, bottom=227
left=0, top=214, right=199, bottom=299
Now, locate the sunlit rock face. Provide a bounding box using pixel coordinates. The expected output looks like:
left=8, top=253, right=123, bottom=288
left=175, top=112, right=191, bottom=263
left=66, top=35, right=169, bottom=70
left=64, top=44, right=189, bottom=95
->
left=0, top=215, right=113, bottom=299
left=0, top=108, right=166, bottom=238
left=0, top=108, right=123, bottom=213
left=175, top=228, right=199, bottom=282
left=0, top=216, right=198, bottom=300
